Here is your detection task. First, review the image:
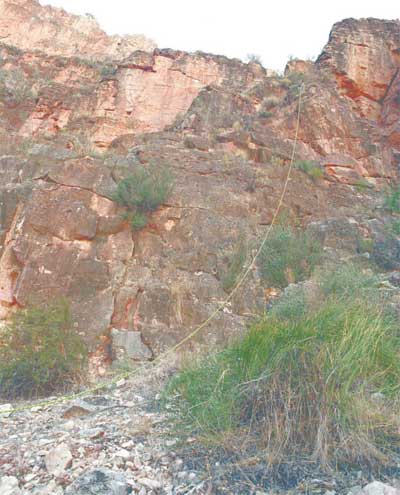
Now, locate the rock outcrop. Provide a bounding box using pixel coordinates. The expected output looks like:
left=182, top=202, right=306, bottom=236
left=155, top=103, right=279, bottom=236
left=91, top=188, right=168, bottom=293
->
left=0, top=6, right=399, bottom=362
left=0, top=0, right=156, bottom=61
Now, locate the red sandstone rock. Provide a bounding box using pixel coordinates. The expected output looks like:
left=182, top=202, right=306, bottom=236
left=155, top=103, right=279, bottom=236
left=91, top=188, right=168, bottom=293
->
left=0, top=0, right=156, bottom=60
left=0, top=7, right=399, bottom=357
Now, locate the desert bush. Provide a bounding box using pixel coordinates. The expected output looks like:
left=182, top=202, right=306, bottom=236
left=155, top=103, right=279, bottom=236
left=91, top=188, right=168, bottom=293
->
left=257, top=110, right=273, bottom=119
left=112, top=164, right=174, bottom=230
left=390, top=219, right=400, bottom=236
left=0, top=68, right=35, bottom=104
left=129, top=211, right=149, bottom=231
left=270, top=154, right=286, bottom=167
left=271, top=262, right=381, bottom=322
left=166, top=297, right=400, bottom=468
left=245, top=53, right=262, bottom=64
left=354, top=178, right=372, bottom=192
left=100, top=65, right=117, bottom=78
left=221, top=236, right=248, bottom=293
left=113, top=164, right=173, bottom=212
left=383, top=185, right=400, bottom=214
left=259, top=225, right=323, bottom=288
left=0, top=300, right=87, bottom=399
left=260, top=95, right=280, bottom=111
left=294, top=159, right=324, bottom=179
left=280, top=71, right=305, bottom=96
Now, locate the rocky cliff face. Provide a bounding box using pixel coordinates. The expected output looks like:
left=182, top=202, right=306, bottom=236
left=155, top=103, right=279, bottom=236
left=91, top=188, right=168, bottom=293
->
left=0, top=7, right=399, bottom=365
left=0, top=0, right=156, bottom=61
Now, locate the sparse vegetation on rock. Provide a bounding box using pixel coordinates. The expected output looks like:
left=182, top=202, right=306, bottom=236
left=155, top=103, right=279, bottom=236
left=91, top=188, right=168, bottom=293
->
left=112, top=163, right=174, bottom=230
left=294, top=159, right=324, bottom=179
left=221, top=236, right=248, bottom=293
left=259, top=225, right=323, bottom=287
left=0, top=300, right=87, bottom=399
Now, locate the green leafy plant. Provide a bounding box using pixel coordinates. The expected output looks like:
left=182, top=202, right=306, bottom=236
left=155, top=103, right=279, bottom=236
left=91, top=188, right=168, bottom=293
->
left=259, top=225, right=323, bottom=288
left=0, top=300, right=87, bottom=399
left=113, top=164, right=174, bottom=230
left=221, top=236, right=248, bottom=293
left=166, top=297, right=400, bottom=469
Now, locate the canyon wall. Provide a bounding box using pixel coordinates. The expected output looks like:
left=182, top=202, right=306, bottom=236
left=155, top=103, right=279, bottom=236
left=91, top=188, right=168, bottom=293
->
left=0, top=7, right=399, bottom=363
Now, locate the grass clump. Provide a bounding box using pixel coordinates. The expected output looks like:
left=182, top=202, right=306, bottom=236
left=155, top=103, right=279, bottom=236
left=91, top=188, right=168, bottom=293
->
left=294, top=159, right=324, bottom=179
left=167, top=296, right=400, bottom=469
left=221, top=236, right=248, bottom=293
left=383, top=185, right=400, bottom=214
left=0, top=300, right=87, bottom=399
left=112, top=163, right=174, bottom=230
left=259, top=225, right=323, bottom=288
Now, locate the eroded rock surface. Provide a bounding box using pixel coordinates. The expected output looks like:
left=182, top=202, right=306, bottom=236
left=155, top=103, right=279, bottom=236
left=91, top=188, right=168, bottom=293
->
left=0, top=0, right=156, bottom=61
left=0, top=7, right=399, bottom=362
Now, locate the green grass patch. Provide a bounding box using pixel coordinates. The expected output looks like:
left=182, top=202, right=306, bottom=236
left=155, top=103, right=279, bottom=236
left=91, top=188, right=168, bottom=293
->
left=166, top=296, right=400, bottom=468
left=259, top=225, right=323, bottom=288
left=221, top=236, right=248, bottom=293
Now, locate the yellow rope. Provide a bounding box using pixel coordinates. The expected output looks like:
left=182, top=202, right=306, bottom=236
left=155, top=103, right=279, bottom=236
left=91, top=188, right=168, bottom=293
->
left=3, top=84, right=304, bottom=415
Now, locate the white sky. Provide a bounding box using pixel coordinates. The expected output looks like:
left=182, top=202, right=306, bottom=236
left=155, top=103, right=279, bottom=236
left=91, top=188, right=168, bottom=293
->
left=43, top=0, right=399, bottom=72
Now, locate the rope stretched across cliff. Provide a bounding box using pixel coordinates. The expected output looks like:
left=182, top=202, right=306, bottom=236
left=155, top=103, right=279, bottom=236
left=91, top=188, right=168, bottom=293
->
left=3, top=83, right=305, bottom=415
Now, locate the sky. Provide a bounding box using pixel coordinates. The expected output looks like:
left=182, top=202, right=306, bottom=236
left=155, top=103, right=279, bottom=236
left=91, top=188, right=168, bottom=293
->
left=43, top=0, right=399, bottom=72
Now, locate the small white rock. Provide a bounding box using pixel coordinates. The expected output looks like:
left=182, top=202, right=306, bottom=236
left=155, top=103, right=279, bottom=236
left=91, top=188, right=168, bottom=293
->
left=0, top=476, right=22, bottom=495
left=0, top=404, right=13, bottom=418
left=138, top=477, right=162, bottom=489
left=45, top=442, right=73, bottom=476
left=360, top=482, right=400, bottom=495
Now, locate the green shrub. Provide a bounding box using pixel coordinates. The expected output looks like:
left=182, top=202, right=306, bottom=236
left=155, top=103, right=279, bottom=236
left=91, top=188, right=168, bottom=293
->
left=354, top=178, right=371, bottom=192
left=0, top=300, right=87, bottom=399
left=257, top=110, right=273, bottom=119
left=294, top=159, right=324, bottom=179
left=100, top=65, right=117, bottom=78
left=270, top=155, right=286, bottom=167
left=260, top=95, right=280, bottom=110
left=113, top=164, right=173, bottom=230
left=383, top=185, right=400, bottom=214
left=221, top=236, right=248, bottom=293
left=245, top=53, right=262, bottom=64
left=357, top=237, right=375, bottom=254
left=130, top=211, right=148, bottom=231
left=113, top=164, right=173, bottom=212
left=167, top=298, right=400, bottom=468
left=259, top=225, right=323, bottom=288
left=282, top=71, right=305, bottom=98
left=0, top=68, right=35, bottom=104
left=390, top=219, right=400, bottom=236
